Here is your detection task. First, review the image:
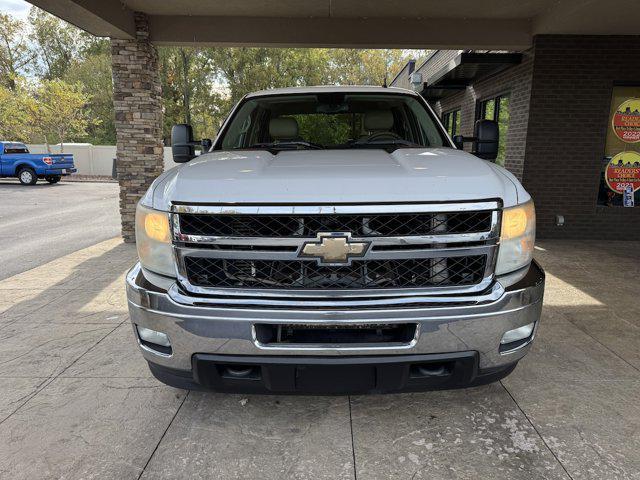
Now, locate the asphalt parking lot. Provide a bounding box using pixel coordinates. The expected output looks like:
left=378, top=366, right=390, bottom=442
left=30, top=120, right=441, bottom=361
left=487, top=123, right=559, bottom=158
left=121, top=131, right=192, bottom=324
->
left=0, top=180, right=120, bottom=279
left=1, top=186, right=639, bottom=479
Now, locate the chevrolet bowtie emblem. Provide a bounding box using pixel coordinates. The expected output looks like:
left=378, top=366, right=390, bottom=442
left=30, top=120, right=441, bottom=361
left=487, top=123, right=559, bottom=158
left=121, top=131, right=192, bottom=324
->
left=300, top=233, right=370, bottom=265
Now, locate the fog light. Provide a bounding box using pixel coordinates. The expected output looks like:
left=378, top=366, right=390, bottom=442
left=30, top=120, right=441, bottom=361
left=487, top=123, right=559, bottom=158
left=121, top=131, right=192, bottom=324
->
left=137, top=325, right=171, bottom=347
left=501, top=322, right=535, bottom=345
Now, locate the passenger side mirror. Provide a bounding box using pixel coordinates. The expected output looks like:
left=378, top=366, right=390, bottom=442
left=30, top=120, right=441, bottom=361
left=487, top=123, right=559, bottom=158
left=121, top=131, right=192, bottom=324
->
left=473, top=119, right=499, bottom=161
left=171, top=124, right=196, bottom=163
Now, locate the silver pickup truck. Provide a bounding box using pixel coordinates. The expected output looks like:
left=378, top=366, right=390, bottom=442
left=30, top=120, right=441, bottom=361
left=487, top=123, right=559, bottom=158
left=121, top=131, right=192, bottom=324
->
left=126, top=86, right=544, bottom=394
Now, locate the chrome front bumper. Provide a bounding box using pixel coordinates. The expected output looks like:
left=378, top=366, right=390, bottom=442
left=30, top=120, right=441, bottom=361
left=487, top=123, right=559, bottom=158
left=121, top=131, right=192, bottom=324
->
left=126, top=261, right=544, bottom=376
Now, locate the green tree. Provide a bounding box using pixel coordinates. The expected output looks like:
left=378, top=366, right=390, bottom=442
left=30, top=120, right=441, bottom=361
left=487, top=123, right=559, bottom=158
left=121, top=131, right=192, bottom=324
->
left=64, top=51, right=115, bottom=144
left=28, top=6, right=83, bottom=79
left=327, top=49, right=419, bottom=85
left=29, top=79, right=92, bottom=151
left=0, top=81, right=31, bottom=140
left=159, top=47, right=223, bottom=142
left=78, top=33, right=111, bottom=57
left=0, top=13, right=33, bottom=90
left=204, top=48, right=331, bottom=106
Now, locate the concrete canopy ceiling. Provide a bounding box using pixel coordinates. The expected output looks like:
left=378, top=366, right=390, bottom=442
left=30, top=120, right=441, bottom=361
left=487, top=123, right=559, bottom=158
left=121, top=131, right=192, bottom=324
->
left=28, top=0, right=640, bottom=50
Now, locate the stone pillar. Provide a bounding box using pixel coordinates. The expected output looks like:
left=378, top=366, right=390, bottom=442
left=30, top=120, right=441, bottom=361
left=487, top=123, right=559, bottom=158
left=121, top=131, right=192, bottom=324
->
left=111, top=13, right=164, bottom=242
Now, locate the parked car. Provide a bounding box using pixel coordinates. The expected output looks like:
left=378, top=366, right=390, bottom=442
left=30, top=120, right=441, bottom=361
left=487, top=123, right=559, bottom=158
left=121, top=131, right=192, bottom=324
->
left=126, top=86, right=544, bottom=394
left=0, top=141, right=76, bottom=185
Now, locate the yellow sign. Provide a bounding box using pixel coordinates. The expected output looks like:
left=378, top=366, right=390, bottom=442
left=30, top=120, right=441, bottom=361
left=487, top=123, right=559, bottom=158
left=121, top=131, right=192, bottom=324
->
left=612, top=98, right=640, bottom=143
left=605, top=151, right=640, bottom=193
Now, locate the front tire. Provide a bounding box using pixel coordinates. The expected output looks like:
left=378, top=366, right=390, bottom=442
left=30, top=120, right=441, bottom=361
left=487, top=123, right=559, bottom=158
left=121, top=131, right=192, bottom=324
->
left=18, top=168, right=37, bottom=186
left=45, top=175, right=61, bottom=184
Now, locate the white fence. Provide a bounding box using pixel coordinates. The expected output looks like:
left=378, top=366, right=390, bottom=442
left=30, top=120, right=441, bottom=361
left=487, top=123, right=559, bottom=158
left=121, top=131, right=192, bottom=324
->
left=26, top=143, right=178, bottom=176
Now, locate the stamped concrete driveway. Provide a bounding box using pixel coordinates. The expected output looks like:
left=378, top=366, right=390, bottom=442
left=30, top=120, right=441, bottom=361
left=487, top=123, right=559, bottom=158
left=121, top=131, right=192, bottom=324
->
left=0, top=237, right=639, bottom=479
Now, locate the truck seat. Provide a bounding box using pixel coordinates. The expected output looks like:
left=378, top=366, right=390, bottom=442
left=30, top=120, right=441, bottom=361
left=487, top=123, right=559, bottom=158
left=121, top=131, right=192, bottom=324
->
left=269, top=117, right=299, bottom=141
left=364, top=110, right=394, bottom=134
left=360, top=110, right=398, bottom=141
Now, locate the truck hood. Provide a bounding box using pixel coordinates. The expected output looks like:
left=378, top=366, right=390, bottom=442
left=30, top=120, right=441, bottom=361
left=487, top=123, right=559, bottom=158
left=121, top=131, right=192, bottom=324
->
left=151, top=148, right=527, bottom=210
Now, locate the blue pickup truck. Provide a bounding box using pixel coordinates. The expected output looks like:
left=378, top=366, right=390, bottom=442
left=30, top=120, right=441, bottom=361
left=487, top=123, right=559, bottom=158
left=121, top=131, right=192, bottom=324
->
left=0, top=141, right=77, bottom=185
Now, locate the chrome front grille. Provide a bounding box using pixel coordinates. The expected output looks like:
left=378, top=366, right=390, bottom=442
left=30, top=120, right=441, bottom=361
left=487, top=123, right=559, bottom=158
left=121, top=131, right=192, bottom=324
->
left=171, top=202, right=501, bottom=299
left=179, top=211, right=493, bottom=237
left=184, top=256, right=487, bottom=289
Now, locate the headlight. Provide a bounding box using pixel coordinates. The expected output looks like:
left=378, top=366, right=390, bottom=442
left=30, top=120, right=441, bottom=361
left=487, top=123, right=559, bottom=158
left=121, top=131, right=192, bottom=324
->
left=135, top=203, right=176, bottom=277
left=496, top=200, right=536, bottom=275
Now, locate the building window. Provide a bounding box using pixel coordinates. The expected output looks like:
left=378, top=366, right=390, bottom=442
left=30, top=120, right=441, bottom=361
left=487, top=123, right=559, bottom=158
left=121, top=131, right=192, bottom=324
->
left=597, top=85, right=640, bottom=207
left=477, top=94, right=510, bottom=165
left=442, top=109, right=461, bottom=137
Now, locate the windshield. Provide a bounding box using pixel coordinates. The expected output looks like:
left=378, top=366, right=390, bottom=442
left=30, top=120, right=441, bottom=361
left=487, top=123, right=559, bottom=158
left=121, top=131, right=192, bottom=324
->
left=216, top=93, right=449, bottom=152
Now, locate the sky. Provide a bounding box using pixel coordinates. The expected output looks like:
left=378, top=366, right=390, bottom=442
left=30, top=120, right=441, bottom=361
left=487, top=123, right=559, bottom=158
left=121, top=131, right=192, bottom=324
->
left=1, top=0, right=31, bottom=20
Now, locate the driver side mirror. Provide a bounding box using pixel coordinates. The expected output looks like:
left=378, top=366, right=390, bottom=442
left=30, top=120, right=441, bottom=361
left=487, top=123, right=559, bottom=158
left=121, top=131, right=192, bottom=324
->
left=171, top=124, right=212, bottom=163
left=171, top=124, right=195, bottom=163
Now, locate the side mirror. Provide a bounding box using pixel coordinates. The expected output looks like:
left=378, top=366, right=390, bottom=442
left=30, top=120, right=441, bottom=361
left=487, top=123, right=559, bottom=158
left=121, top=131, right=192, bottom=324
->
left=473, top=119, right=499, bottom=161
left=171, top=124, right=196, bottom=163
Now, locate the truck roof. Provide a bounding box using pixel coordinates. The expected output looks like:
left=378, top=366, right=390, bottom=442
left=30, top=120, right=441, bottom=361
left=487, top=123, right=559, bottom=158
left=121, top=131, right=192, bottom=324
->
left=245, top=85, right=417, bottom=98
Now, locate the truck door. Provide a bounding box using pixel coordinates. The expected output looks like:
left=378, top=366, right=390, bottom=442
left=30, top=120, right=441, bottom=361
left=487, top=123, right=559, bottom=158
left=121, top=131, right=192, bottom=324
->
left=1, top=143, right=29, bottom=175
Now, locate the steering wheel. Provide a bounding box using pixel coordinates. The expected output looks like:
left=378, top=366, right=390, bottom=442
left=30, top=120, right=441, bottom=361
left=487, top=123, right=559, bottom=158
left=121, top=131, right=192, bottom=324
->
left=366, top=131, right=403, bottom=142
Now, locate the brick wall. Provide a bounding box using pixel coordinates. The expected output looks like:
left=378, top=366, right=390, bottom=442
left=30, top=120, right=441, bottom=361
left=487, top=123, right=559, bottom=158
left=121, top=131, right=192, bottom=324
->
left=523, top=35, right=640, bottom=239
left=111, top=13, right=164, bottom=242
left=432, top=49, right=535, bottom=180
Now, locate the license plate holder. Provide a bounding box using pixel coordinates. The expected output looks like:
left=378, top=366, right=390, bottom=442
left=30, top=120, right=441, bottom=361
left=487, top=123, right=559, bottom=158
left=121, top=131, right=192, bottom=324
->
left=295, top=364, right=375, bottom=393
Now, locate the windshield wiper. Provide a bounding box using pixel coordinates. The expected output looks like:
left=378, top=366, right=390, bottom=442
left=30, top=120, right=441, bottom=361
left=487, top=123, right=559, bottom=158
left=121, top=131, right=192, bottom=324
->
left=349, top=139, right=422, bottom=151
left=238, top=141, right=324, bottom=153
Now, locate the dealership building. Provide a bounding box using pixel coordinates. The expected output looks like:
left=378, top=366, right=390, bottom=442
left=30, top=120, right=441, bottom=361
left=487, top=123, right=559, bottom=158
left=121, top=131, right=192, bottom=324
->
left=29, top=0, right=640, bottom=240
left=390, top=39, right=640, bottom=238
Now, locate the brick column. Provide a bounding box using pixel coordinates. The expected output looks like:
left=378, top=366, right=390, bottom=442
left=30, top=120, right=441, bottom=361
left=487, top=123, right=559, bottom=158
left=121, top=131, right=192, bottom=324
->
left=111, top=13, right=164, bottom=242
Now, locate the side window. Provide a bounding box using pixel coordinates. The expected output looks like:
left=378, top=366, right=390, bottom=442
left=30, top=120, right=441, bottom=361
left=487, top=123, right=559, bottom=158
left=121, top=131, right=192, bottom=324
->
left=477, top=95, right=510, bottom=165
left=4, top=144, right=29, bottom=154
left=442, top=109, right=461, bottom=137
left=408, top=101, right=445, bottom=147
